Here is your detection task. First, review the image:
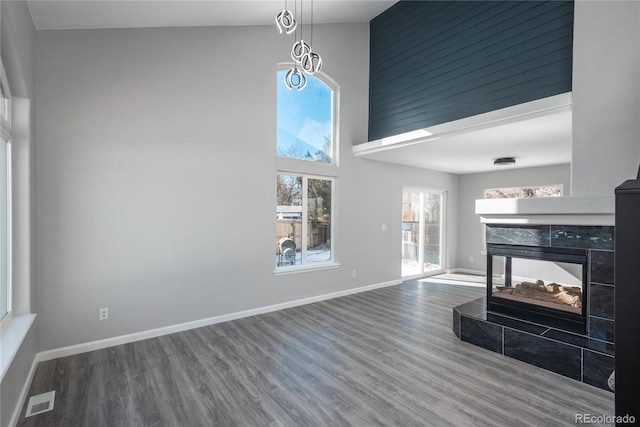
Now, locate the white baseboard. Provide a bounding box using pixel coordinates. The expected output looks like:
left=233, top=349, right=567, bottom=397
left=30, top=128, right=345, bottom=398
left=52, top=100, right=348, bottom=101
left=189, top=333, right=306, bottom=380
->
left=9, top=357, right=38, bottom=427
left=35, top=279, right=402, bottom=363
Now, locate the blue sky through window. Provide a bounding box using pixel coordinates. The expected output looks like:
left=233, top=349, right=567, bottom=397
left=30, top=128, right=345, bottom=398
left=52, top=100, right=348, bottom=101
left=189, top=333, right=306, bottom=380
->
left=277, top=69, right=333, bottom=163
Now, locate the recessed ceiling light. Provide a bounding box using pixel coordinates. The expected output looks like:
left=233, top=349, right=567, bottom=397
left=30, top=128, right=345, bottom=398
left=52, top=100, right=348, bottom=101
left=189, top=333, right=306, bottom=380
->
left=494, top=157, right=516, bottom=166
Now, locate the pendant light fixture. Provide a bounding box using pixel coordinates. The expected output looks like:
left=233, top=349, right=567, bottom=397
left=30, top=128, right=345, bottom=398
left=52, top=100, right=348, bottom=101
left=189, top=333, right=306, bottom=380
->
left=285, top=0, right=306, bottom=90
left=275, top=0, right=296, bottom=34
left=278, top=0, right=323, bottom=90
left=284, top=66, right=307, bottom=91
left=301, top=0, right=322, bottom=75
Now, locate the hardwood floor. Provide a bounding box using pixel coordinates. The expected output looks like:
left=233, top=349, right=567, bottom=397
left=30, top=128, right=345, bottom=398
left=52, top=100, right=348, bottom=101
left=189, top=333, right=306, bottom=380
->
left=18, top=280, right=613, bottom=426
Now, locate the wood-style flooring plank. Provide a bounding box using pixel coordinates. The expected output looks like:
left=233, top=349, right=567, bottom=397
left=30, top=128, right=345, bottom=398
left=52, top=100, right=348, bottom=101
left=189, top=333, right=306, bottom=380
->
left=17, top=280, right=613, bottom=426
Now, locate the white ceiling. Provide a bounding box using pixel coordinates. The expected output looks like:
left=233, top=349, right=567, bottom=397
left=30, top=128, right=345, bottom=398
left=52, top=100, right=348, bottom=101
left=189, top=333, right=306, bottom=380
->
left=26, top=0, right=398, bottom=30
left=25, top=0, right=571, bottom=175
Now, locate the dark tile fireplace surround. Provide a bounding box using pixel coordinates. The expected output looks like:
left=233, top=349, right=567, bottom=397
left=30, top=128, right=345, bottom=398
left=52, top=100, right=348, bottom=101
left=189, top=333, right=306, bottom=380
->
left=453, top=224, right=615, bottom=392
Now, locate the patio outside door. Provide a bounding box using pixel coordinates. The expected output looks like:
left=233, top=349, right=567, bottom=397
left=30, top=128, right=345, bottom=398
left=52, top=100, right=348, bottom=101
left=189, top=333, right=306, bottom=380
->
left=402, top=189, right=445, bottom=278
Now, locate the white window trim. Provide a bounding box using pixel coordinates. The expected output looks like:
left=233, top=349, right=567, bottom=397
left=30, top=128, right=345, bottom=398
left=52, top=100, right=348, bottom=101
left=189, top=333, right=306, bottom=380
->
left=0, top=60, right=12, bottom=326
left=0, top=68, right=11, bottom=139
left=275, top=172, right=337, bottom=274
left=274, top=262, right=341, bottom=276
left=0, top=142, right=12, bottom=327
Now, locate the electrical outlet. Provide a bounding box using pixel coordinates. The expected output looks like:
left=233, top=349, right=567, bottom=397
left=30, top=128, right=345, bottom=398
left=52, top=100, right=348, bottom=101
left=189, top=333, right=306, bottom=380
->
left=352, top=270, right=357, bottom=277
left=99, top=307, right=109, bottom=321
left=468, top=255, right=474, bottom=263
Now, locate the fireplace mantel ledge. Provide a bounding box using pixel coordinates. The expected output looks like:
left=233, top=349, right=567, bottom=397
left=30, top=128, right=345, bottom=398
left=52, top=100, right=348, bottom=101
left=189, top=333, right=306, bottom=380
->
left=475, top=196, right=615, bottom=226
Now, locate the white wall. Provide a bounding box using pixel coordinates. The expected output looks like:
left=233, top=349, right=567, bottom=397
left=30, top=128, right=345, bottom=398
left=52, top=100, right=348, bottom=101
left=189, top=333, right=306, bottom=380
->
left=572, top=0, right=640, bottom=196
left=457, top=164, right=571, bottom=273
left=35, top=23, right=459, bottom=352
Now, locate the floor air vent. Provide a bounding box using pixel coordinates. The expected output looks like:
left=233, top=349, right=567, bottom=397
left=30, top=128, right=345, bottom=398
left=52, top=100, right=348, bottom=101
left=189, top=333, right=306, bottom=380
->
left=25, top=391, right=55, bottom=417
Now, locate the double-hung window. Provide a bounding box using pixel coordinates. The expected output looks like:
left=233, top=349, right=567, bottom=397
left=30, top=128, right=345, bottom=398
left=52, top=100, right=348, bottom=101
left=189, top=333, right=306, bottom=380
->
left=275, top=67, right=338, bottom=271
left=1, top=62, right=12, bottom=324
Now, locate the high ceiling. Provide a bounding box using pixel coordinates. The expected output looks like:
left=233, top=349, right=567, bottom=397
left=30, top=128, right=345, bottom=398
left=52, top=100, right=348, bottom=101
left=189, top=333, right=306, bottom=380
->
left=25, top=0, right=571, bottom=175
left=26, top=0, right=398, bottom=30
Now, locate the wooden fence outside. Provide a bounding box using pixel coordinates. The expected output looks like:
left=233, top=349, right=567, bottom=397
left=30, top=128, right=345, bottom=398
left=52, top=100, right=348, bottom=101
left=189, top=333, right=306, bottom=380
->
left=276, top=220, right=330, bottom=254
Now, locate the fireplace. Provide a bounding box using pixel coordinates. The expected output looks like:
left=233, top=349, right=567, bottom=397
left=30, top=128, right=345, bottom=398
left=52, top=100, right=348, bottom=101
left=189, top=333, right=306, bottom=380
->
left=486, top=244, right=588, bottom=334
left=455, top=202, right=616, bottom=391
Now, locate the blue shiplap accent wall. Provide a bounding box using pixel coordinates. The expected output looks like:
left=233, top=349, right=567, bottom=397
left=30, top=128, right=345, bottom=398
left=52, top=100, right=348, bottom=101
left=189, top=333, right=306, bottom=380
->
left=369, top=0, right=574, bottom=141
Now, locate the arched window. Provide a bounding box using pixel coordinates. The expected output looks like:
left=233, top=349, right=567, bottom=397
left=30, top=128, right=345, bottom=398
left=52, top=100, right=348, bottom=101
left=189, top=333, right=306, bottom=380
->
left=276, top=69, right=336, bottom=165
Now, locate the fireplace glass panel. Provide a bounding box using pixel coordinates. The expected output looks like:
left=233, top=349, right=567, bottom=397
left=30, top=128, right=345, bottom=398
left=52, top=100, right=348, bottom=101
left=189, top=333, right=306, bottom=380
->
left=490, top=256, right=583, bottom=314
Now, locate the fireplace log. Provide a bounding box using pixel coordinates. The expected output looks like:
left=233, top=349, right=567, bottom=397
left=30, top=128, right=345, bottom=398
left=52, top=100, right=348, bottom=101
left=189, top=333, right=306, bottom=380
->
left=545, top=283, right=561, bottom=293
left=519, top=281, right=547, bottom=292
left=511, top=281, right=582, bottom=309
left=556, top=290, right=581, bottom=307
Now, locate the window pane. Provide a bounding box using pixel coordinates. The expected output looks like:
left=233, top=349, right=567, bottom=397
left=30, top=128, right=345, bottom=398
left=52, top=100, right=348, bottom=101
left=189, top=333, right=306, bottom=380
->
left=423, top=193, right=441, bottom=272
left=524, top=186, right=562, bottom=198
left=306, top=178, right=331, bottom=263
left=484, top=185, right=562, bottom=199
left=402, top=191, right=420, bottom=276
left=276, top=70, right=333, bottom=163
left=276, top=175, right=302, bottom=267
left=1, top=138, right=8, bottom=319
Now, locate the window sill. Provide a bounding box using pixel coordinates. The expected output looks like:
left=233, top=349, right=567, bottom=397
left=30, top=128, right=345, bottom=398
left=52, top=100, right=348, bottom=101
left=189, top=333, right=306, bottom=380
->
left=274, top=262, right=341, bottom=276
left=1, top=313, right=36, bottom=381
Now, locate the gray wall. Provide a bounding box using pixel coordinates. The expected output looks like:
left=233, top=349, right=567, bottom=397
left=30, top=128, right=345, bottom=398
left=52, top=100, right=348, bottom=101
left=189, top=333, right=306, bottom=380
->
left=35, top=23, right=459, bottom=351
left=457, top=164, right=571, bottom=273
left=572, top=0, right=640, bottom=195
left=1, top=0, right=37, bottom=425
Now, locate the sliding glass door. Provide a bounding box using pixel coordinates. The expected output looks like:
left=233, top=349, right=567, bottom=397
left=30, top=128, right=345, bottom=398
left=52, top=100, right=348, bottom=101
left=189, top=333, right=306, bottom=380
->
left=402, top=189, right=445, bottom=277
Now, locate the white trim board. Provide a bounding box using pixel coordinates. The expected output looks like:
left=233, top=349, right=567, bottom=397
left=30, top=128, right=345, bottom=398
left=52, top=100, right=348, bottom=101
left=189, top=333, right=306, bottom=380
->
left=35, top=279, right=402, bottom=363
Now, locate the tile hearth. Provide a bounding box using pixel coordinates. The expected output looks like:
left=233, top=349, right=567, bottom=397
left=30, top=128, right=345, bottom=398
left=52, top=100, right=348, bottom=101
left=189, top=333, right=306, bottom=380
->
left=453, top=224, right=615, bottom=392
left=453, top=298, right=614, bottom=391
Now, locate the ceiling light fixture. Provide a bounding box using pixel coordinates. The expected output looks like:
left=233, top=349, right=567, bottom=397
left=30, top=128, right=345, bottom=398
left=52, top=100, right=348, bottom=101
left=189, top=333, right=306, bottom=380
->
left=275, top=0, right=297, bottom=34
left=284, top=66, right=307, bottom=91
left=300, top=0, right=322, bottom=75
left=279, top=0, right=322, bottom=90
left=494, top=157, right=516, bottom=166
